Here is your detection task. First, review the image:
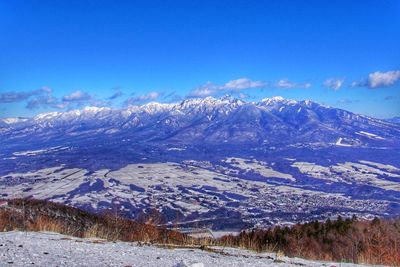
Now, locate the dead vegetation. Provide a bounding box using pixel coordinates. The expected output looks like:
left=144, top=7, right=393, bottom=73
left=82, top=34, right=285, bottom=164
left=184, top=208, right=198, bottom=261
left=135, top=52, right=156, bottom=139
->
left=217, top=216, right=400, bottom=266
left=1, top=198, right=400, bottom=266
left=0, top=198, right=190, bottom=245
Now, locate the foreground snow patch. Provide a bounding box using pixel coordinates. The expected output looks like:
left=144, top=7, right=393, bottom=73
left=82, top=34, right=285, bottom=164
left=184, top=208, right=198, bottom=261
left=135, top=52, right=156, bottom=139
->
left=0, top=231, right=369, bottom=267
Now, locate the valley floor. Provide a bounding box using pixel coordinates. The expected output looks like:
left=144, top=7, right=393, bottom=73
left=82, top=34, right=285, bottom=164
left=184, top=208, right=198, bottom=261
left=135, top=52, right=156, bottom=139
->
left=0, top=231, right=371, bottom=267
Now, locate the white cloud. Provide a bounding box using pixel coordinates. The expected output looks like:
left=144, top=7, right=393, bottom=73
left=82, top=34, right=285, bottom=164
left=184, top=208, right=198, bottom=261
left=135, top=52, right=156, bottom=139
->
left=40, top=86, right=53, bottom=94
left=62, top=90, right=91, bottom=102
left=323, top=78, right=344, bottom=90
left=27, top=89, right=96, bottom=109
left=189, top=82, right=220, bottom=97
left=368, top=70, right=400, bottom=88
left=189, top=78, right=265, bottom=97
left=6, top=86, right=114, bottom=111
left=26, top=95, right=60, bottom=109
left=352, top=70, right=400, bottom=88
left=274, top=79, right=311, bottom=89
left=0, top=86, right=52, bottom=103
left=124, top=91, right=161, bottom=105
left=137, top=91, right=160, bottom=101
left=222, top=78, right=265, bottom=90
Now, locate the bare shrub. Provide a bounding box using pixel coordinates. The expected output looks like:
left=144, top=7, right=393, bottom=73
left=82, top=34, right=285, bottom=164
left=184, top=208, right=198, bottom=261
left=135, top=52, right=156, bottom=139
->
left=1, top=198, right=399, bottom=266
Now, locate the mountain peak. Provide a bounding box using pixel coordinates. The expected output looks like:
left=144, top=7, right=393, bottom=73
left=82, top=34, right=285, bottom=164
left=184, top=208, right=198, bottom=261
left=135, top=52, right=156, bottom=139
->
left=178, top=96, right=243, bottom=110
left=270, top=96, right=285, bottom=101
left=34, top=111, right=61, bottom=121
left=83, top=106, right=111, bottom=113
left=1, top=96, right=387, bottom=127
left=260, top=96, right=297, bottom=105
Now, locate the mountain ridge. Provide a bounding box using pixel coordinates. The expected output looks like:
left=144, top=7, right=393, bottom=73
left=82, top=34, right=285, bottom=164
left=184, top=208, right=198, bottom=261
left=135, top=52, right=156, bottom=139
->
left=0, top=96, right=380, bottom=122
left=1, top=96, right=400, bottom=230
left=1, top=96, right=399, bottom=149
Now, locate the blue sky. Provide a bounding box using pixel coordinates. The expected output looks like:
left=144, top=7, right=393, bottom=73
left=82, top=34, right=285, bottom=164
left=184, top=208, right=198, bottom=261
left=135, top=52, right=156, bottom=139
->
left=0, top=0, right=399, bottom=118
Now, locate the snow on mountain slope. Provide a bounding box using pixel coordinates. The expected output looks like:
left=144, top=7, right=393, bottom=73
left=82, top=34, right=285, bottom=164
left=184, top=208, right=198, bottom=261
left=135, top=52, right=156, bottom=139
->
left=1, top=96, right=400, bottom=229
left=1, top=96, right=399, bottom=148
left=0, top=231, right=367, bottom=267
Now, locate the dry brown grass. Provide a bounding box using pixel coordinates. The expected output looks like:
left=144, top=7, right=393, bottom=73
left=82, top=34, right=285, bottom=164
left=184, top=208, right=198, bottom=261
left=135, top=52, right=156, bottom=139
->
left=27, top=215, right=66, bottom=233
left=0, top=198, right=192, bottom=246
left=1, top=198, right=399, bottom=266
left=216, top=217, right=400, bottom=266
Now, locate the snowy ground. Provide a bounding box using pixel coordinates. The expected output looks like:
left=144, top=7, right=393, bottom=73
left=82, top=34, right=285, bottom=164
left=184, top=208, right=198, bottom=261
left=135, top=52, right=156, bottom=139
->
left=0, top=231, right=369, bottom=267
left=2, top=158, right=396, bottom=228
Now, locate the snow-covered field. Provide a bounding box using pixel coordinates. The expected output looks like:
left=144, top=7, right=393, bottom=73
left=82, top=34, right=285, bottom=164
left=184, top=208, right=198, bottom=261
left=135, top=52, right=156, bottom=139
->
left=0, top=231, right=368, bottom=267
left=292, top=161, right=400, bottom=191
left=224, top=157, right=295, bottom=181
left=1, top=158, right=398, bottom=227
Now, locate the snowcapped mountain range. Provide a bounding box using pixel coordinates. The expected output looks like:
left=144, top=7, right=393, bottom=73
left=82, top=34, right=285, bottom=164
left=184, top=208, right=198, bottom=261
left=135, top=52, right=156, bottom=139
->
left=1, top=96, right=400, bottom=229
left=1, top=96, right=399, bottom=148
